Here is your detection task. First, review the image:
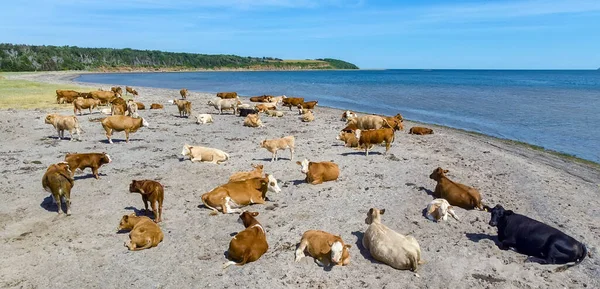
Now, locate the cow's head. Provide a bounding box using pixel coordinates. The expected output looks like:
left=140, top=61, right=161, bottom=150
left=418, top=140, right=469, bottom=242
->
left=181, top=144, right=192, bottom=157
left=102, top=152, right=112, bottom=164
left=296, top=159, right=310, bottom=174
left=429, top=167, right=449, bottom=181
left=44, top=114, right=55, bottom=124
left=117, top=213, right=141, bottom=231
left=129, top=180, right=144, bottom=194
left=365, top=208, right=385, bottom=225
left=259, top=140, right=267, bottom=148
left=239, top=211, right=260, bottom=228
left=264, top=174, right=281, bottom=193
left=141, top=118, right=150, bottom=128
left=489, top=205, right=511, bottom=227
left=329, top=237, right=352, bottom=265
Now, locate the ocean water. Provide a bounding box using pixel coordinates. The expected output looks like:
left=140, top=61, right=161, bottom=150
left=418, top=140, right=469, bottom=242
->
left=76, top=70, right=600, bottom=163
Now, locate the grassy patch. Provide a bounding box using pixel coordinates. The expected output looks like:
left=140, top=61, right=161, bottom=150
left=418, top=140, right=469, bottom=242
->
left=0, top=75, right=92, bottom=109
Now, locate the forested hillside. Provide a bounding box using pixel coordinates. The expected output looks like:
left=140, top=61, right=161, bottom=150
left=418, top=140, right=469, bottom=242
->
left=0, top=44, right=359, bottom=71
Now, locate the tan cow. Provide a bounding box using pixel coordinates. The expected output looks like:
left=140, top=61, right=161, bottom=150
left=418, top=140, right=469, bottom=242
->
left=355, top=128, right=395, bottom=156
left=172, top=99, right=192, bottom=117
left=217, top=92, right=238, bottom=99
left=64, top=152, right=111, bottom=179
left=409, top=127, right=434, bottom=135
left=295, top=230, right=351, bottom=267
left=181, top=144, right=229, bottom=164
left=429, top=167, right=484, bottom=210
left=56, top=90, right=79, bottom=104
left=129, top=180, right=165, bottom=223
left=300, top=111, right=315, bottom=122
left=180, top=88, right=188, bottom=99
left=42, top=162, right=74, bottom=215
left=100, top=115, right=149, bottom=144
left=346, top=115, right=389, bottom=130
left=264, top=110, right=284, bottom=117
left=363, top=208, right=424, bottom=272
left=255, top=103, right=277, bottom=112
left=208, top=97, right=240, bottom=115
left=229, top=164, right=264, bottom=182
left=196, top=114, right=214, bottom=124
left=136, top=102, right=145, bottom=110
left=223, top=212, right=268, bottom=268
left=90, top=91, right=118, bottom=105
left=125, top=86, right=135, bottom=95
left=117, top=214, right=163, bottom=251
left=127, top=100, right=139, bottom=118
left=260, top=136, right=295, bottom=162
left=44, top=114, right=82, bottom=141
left=150, top=103, right=164, bottom=109
left=201, top=175, right=281, bottom=215
left=296, top=159, right=339, bottom=185
left=111, top=86, right=123, bottom=96
left=243, top=114, right=263, bottom=128
left=336, top=131, right=359, bottom=148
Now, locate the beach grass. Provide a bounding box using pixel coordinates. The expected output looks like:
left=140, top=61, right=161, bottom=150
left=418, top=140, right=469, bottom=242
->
left=0, top=74, right=92, bottom=109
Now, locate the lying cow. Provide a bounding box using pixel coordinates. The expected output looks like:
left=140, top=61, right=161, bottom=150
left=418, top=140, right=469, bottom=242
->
left=42, top=162, right=74, bottom=215
left=223, top=212, right=268, bottom=268
left=239, top=108, right=259, bottom=117
left=296, top=159, right=339, bottom=185
left=255, top=103, right=277, bottom=112
left=300, top=111, right=315, bottom=122
left=100, top=115, right=149, bottom=144
left=269, top=95, right=287, bottom=105
left=243, top=114, right=263, bottom=128
left=429, top=167, right=484, bottom=210
left=180, top=88, right=189, bottom=99
left=181, top=144, right=229, bottom=164
left=488, top=205, right=589, bottom=271
left=426, top=199, right=459, bottom=222
left=336, top=131, right=359, bottom=148
left=172, top=99, right=192, bottom=117
left=150, top=103, right=164, bottom=109
left=249, top=95, right=273, bottom=102
left=341, top=110, right=357, bottom=121
left=282, top=97, right=304, bottom=110
left=129, top=180, right=165, bottom=223
left=363, top=208, right=424, bottom=271
left=216, top=92, right=238, bottom=99
left=260, top=136, right=295, bottom=162
left=196, top=114, right=214, bottom=124
left=229, top=164, right=264, bottom=182
left=117, top=214, right=163, bottom=251
left=73, top=97, right=101, bottom=115
left=295, top=230, right=351, bottom=267
left=409, top=127, right=434, bottom=135
left=355, top=128, right=395, bottom=156
left=264, top=110, right=284, bottom=117
left=45, top=114, right=82, bottom=141
left=208, top=97, right=240, bottom=115
left=201, top=175, right=281, bottom=214
left=298, top=107, right=312, bottom=115
left=64, top=152, right=111, bottom=179
left=136, top=102, right=145, bottom=110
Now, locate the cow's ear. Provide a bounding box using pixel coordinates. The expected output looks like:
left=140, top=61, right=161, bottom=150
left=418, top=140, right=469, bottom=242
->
left=380, top=209, right=386, bottom=215
left=251, top=212, right=259, bottom=217
left=296, top=161, right=301, bottom=165
left=123, top=215, right=129, bottom=221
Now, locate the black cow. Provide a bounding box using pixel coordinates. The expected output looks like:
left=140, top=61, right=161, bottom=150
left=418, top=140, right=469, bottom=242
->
left=238, top=108, right=258, bottom=117
left=488, top=205, right=589, bottom=271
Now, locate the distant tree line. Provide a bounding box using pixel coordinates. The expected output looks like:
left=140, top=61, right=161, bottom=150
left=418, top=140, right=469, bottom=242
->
left=0, top=44, right=358, bottom=71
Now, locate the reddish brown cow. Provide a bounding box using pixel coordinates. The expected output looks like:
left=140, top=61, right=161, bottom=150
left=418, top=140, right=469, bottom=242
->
left=64, top=152, right=112, bottom=179
left=216, top=92, right=238, bottom=99
left=297, top=100, right=318, bottom=110
left=129, top=180, right=165, bottom=223
left=282, top=97, right=305, bottom=110
left=429, top=167, right=484, bottom=210
left=223, top=211, right=269, bottom=268
left=409, top=127, right=434, bottom=135
left=355, top=128, right=395, bottom=156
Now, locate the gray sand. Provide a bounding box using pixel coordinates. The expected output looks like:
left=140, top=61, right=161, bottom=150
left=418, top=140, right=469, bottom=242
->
left=1, top=72, right=599, bottom=289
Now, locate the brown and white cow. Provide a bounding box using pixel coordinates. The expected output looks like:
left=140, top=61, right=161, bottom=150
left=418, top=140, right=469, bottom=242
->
left=201, top=175, right=281, bottom=215
left=129, top=180, right=165, bottom=223
left=296, top=159, right=340, bottom=185
left=426, top=198, right=460, bottom=222
left=260, top=136, right=295, bottom=162
left=341, top=110, right=358, bottom=122
left=355, top=128, right=395, bottom=156
left=223, top=211, right=268, bottom=268
left=64, top=152, right=111, bottom=179
left=429, top=167, right=484, bottom=210
left=295, top=230, right=351, bottom=267
left=229, top=164, right=264, bottom=183
left=250, top=95, right=273, bottom=103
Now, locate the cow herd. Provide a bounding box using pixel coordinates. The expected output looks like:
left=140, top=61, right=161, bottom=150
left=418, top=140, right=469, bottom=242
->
left=40, top=86, right=590, bottom=274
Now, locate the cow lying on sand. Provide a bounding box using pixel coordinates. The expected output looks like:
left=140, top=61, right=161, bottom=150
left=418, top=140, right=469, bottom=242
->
left=296, top=159, right=339, bottom=185
left=426, top=199, right=459, bottom=222
left=181, top=144, right=229, bottom=164
left=429, top=167, right=484, bottom=210
left=201, top=175, right=281, bottom=215
left=117, top=214, right=163, bottom=251
left=409, top=127, right=434, bottom=135
left=295, top=230, right=351, bottom=267
left=223, top=212, right=268, bottom=268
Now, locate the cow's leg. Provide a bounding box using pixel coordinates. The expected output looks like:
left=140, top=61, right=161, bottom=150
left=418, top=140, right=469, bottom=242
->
left=499, top=238, right=516, bottom=250
left=271, top=151, right=276, bottom=162
left=125, top=130, right=130, bottom=143
left=56, top=129, right=62, bottom=140
left=224, top=197, right=242, bottom=214
left=157, top=198, right=163, bottom=223
left=142, top=195, right=149, bottom=215
left=64, top=190, right=71, bottom=216
left=92, top=166, right=100, bottom=179
left=54, top=193, right=62, bottom=214
left=295, top=240, right=308, bottom=262
left=384, top=141, right=390, bottom=155
left=105, top=128, right=113, bottom=144
left=150, top=201, right=158, bottom=223
left=311, top=178, right=323, bottom=185
left=290, top=148, right=294, bottom=161
left=545, top=241, right=573, bottom=264
left=68, top=128, right=75, bottom=142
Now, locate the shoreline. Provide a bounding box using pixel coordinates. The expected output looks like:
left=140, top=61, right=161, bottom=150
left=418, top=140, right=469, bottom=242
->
left=0, top=71, right=598, bottom=288
left=5, top=71, right=599, bottom=170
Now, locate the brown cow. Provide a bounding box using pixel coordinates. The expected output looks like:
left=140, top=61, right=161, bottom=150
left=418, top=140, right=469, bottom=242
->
left=201, top=175, right=281, bottom=215
left=42, top=162, right=74, bottom=215
left=150, top=103, right=164, bottom=109
left=249, top=95, right=273, bottom=103
left=129, top=180, right=165, bottom=223
left=243, top=114, right=263, bottom=128
left=56, top=90, right=79, bottom=104
left=64, top=152, right=111, bottom=179
left=100, top=115, right=149, bottom=144
left=229, top=164, right=264, bottom=183
left=111, top=97, right=127, bottom=116
left=223, top=211, right=268, bottom=268
left=255, top=103, right=277, bottom=112
left=172, top=99, right=192, bottom=117
left=336, top=131, right=359, bottom=148
left=296, top=159, right=340, bottom=185
left=429, top=167, right=484, bottom=210
left=125, top=86, right=138, bottom=96
left=90, top=90, right=118, bottom=105
left=117, top=214, right=164, bottom=251
left=409, top=127, right=434, bottom=135
left=180, top=88, right=188, bottom=99
left=216, top=92, right=238, bottom=99
left=295, top=230, right=351, bottom=267
left=111, top=86, right=122, bottom=97
left=73, top=98, right=101, bottom=115
left=282, top=97, right=304, bottom=110
left=383, top=116, right=404, bottom=131
left=297, top=100, right=318, bottom=110
left=355, top=128, right=395, bottom=156
left=136, top=102, right=145, bottom=110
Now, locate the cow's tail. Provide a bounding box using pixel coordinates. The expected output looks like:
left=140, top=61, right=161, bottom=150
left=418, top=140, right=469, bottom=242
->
left=554, top=244, right=589, bottom=272
left=201, top=194, right=220, bottom=215
left=88, top=117, right=106, bottom=123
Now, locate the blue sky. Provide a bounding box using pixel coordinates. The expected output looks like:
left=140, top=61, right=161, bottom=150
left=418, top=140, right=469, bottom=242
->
left=1, top=0, right=599, bottom=69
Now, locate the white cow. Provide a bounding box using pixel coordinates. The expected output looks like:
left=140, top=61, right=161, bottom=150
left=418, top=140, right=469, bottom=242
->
left=207, top=97, right=240, bottom=115
left=196, top=114, right=214, bottom=124
left=181, top=144, right=229, bottom=164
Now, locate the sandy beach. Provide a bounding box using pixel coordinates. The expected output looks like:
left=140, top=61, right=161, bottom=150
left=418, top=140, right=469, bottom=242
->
left=0, top=71, right=598, bottom=289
